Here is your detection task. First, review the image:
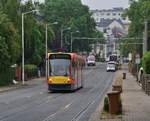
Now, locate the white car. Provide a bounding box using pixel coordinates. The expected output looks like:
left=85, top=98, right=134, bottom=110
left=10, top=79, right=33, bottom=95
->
left=87, top=55, right=96, bottom=66
left=106, top=62, right=116, bottom=72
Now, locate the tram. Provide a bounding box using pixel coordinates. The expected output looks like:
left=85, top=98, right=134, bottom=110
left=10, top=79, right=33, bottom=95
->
left=47, top=52, right=85, bottom=91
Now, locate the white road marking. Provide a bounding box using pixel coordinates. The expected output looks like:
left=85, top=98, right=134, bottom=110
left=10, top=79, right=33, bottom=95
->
left=64, top=103, right=72, bottom=109
left=42, top=102, right=73, bottom=121
left=40, top=92, right=44, bottom=94
left=26, top=95, right=31, bottom=98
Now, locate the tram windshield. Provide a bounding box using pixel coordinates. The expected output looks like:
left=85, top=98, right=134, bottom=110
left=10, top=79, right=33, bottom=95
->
left=49, top=59, right=70, bottom=76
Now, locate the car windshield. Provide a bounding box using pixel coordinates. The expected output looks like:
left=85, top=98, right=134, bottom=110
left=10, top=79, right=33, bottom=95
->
left=107, top=63, right=115, bottom=67
left=49, top=59, right=71, bottom=76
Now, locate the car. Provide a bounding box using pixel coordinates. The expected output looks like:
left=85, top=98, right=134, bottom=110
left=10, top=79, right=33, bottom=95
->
left=106, top=62, right=116, bottom=72
left=87, top=54, right=96, bottom=66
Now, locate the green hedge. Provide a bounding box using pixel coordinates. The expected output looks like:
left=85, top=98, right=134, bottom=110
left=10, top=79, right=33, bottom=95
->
left=0, top=67, right=15, bottom=86
left=142, top=52, right=150, bottom=74
left=103, top=96, right=109, bottom=112
left=24, top=64, right=38, bottom=80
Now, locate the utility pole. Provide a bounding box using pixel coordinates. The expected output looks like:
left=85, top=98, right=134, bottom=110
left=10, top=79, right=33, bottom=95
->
left=22, top=10, right=38, bottom=85
left=71, top=31, right=79, bottom=52
left=45, top=22, right=58, bottom=81
left=22, top=13, right=24, bottom=85
left=61, top=29, right=63, bottom=49
left=61, top=27, right=71, bottom=49
left=45, top=24, right=48, bottom=82
left=143, top=20, right=148, bottom=54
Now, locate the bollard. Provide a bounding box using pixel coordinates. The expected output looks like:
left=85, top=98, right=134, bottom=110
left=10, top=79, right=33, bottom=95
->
left=123, top=73, right=126, bottom=79
left=107, top=91, right=121, bottom=114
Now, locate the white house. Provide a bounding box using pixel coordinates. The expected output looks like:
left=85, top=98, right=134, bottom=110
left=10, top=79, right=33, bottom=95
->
left=91, top=8, right=127, bottom=23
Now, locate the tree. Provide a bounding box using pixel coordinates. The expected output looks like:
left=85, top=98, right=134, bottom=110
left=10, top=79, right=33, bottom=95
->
left=20, top=1, right=54, bottom=65
left=40, top=0, right=103, bottom=52
left=0, top=36, right=10, bottom=69
left=0, top=10, right=20, bottom=66
left=121, top=0, right=150, bottom=57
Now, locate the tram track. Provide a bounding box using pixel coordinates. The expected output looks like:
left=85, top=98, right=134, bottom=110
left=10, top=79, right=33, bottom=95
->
left=70, top=73, right=113, bottom=121
left=41, top=69, right=114, bottom=121
left=0, top=66, right=95, bottom=121
left=0, top=63, right=114, bottom=121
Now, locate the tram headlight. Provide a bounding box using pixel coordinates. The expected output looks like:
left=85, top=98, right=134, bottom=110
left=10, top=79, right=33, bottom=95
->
left=67, top=78, right=71, bottom=83
left=48, top=78, right=52, bottom=83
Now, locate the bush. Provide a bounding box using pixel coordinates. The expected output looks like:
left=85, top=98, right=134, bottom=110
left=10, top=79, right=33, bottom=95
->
left=24, top=64, right=38, bottom=80
left=103, top=97, right=109, bottom=112
left=142, top=52, right=150, bottom=74
left=0, top=67, right=15, bottom=86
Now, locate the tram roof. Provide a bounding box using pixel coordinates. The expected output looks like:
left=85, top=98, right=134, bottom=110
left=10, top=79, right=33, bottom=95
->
left=48, top=52, right=85, bottom=63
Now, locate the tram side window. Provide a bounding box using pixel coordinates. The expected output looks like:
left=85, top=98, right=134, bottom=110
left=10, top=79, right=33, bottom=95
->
left=72, top=62, right=75, bottom=80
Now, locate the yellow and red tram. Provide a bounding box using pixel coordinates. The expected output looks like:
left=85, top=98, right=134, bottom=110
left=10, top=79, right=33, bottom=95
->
left=47, top=52, right=85, bottom=91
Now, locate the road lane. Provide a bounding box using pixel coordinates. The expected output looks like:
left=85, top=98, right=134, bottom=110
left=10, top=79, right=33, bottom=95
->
left=0, top=63, right=115, bottom=121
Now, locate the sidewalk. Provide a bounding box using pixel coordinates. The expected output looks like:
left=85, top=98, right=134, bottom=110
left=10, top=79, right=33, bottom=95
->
left=122, top=70, right=150, bottom=121
left=0, top=77, right=45, bottom=93
left=89, top=66, right=150, bottom=121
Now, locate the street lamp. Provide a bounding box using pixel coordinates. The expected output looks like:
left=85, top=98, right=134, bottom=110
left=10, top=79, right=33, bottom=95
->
left=45, top=22, right=58, bottom=81
left=22, top=10, right=38, bottom=85
left=61, top=27, right=71, bottom=49
left=144, top=20, right=148, bottom=53
left=71, top=30, right=80, bottom=52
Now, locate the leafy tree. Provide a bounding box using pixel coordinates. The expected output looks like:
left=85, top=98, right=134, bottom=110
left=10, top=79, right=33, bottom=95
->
left=0, top=36, right=10, bottom=69
left=121, top=0, right=150, bottom=57
left=40, top=0, right=103, bottom=52
left=0, top=0, right=54, bottom=68
left=0, top=10, right=20, bottom=66
left=20, top=1, right=54, bottom=65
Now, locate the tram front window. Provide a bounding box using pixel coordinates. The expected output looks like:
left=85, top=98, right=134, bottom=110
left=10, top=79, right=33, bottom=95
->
left=49, top=59, right=70, bottom=76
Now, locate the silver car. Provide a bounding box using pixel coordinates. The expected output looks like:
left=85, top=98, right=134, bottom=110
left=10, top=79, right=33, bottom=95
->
left=106, top=62, right=116, bottom=72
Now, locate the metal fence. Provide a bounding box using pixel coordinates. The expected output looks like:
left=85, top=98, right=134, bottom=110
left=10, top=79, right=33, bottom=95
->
left=141, top=74, right=150, bottom=95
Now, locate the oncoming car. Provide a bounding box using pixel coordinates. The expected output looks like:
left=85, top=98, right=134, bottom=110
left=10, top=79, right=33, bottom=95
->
left=87, top=54, right=96, bottom=66
left=106, top=62, right=116, bottom=72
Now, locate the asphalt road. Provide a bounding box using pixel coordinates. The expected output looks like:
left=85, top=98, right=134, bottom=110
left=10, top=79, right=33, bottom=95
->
left=0, top=63, right=115, bottom=121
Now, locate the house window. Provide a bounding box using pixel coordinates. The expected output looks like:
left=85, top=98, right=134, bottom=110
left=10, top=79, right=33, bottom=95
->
left=113, top=13, right=116, bottom=16
left=122, top=17, right=126, bottom=20
left=107, top=13, right=110, bottom=16
left=104, top=29, right=107, bottom=33
left=101, top=13, right=104, bottom=15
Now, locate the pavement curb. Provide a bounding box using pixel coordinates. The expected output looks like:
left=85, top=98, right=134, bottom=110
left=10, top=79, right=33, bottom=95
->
left=0, top=77, right=45, bottom=93
left=0, top=84, right=29, bottom=93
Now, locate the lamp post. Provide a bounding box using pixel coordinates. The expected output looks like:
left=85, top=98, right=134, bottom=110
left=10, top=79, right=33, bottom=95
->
left=61, top=27, right=71, bottom=49
left=22, top=10, right=38, bottom=85
left=45, top=22, right=58, bottom=81
left=71, top=30, right=79, bottom=52
left=144, top=20, right=148, bottom=53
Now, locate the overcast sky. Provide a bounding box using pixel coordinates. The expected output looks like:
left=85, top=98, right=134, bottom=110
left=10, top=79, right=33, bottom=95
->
left=28, top=0, right=129, bottom=10
left=81, top=0, right=129, bottom=10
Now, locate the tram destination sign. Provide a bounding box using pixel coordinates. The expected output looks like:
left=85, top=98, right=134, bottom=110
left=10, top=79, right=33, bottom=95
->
left=50, top=54, right=71, bottom=59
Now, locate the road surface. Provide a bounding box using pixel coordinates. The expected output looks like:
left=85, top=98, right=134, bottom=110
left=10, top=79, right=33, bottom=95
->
left=0, top=63, right=115, bottom=121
